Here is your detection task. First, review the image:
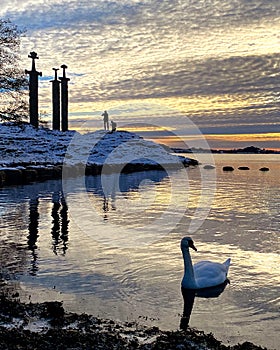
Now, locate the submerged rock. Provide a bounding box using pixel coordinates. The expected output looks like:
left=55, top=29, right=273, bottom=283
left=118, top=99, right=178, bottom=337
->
left=203, top=164, right=216, bottom=170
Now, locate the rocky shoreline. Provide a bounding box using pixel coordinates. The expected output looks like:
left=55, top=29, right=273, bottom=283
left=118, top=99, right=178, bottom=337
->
left=0, top=296, right=269, bottom=350
left=0, top=159, right=198, bottom=188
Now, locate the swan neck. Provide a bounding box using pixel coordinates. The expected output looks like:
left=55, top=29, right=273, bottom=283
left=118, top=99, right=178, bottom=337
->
left=182, top=246, right=197, bottom=289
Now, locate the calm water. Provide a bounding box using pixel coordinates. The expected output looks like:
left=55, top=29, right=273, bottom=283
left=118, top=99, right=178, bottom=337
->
left=0, top=154, right=279, bottom=349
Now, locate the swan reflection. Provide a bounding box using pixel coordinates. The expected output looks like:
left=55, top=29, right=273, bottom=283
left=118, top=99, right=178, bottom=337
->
left=180, top=279, right=230, bottom=330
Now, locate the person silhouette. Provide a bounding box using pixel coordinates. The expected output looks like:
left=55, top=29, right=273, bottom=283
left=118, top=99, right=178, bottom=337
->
left=101, top=110, right=109, bottom=130
left=111, top=120, right=117, bottom=132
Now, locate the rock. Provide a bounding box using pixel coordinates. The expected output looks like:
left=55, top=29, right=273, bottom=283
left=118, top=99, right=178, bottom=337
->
left=181, top=157, right=198, bottom=166
left=85, top=164, right=102, bottom=176
left=238, top=166, right=250, bottom=170
left=203, top=164, right=215, bottom=170
left=53, top=165, right=63, bottom=178
left=1, top=168, right=23, bottom=185
left=223, top=166, right=234, bottom=171
left=46, top=301, right=65, bottom=318
left=0, top=170, right=6, bottom=187
left=22, top=168, right=38, bottom=183
left=259, top=167, right=269, bottom=172
left=28, top=166, right=54, bottom=181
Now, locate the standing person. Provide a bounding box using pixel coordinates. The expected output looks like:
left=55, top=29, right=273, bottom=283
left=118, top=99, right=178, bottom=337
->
left=101, top=110, right=109, bottom=130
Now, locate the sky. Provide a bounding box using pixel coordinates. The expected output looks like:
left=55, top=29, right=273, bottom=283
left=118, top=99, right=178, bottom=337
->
left=1, top=0, right=280, bottom=149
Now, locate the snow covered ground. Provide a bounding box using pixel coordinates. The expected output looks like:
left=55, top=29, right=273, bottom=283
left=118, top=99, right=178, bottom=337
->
left=0, top=122, right=196, bottom=168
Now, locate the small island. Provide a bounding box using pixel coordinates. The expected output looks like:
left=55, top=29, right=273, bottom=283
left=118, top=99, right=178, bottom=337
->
left=0, top=122, right=198, bottom=187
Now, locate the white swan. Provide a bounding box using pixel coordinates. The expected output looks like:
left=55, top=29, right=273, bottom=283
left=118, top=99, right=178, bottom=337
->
left=181, top=237, right=231, bottom=289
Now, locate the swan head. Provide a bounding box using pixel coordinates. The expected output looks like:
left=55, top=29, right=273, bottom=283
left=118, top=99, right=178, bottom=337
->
left=181, top=237, right=197, bottom=251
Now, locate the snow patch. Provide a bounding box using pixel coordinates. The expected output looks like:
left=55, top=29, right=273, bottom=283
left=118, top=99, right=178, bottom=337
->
left=0, top=123, right=195, bottom=168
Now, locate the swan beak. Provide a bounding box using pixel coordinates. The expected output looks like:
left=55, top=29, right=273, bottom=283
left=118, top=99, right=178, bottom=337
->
left=189, top=241, right=197, bottom=251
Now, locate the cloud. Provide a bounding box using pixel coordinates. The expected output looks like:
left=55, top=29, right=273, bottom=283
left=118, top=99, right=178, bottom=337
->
left=2, top=0, right=280, bottom=142
left=66, top=52, right=280, bottom=113
left=4, top=0, right=280, bottom=33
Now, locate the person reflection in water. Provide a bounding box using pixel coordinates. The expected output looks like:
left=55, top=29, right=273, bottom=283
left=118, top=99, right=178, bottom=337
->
left=101, top=174, right=118, bottom=220
left=102, top=196, right=109, bottom=220
left=180, top=280, right=230, bottom=330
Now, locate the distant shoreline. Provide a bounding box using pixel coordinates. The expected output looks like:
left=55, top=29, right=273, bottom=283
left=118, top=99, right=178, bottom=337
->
left=172, top=145, right=280, bottom=154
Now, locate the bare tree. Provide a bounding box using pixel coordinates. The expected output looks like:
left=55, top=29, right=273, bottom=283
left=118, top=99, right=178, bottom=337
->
left=0, top=18, right=28, bottom=122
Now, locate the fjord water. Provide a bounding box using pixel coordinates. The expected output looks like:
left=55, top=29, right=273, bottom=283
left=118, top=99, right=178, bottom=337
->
left=0, top=154, right=279, bottom=349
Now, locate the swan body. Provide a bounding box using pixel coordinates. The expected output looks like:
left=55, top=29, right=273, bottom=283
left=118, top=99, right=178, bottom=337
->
left=181, top=237, right=231, bottom=289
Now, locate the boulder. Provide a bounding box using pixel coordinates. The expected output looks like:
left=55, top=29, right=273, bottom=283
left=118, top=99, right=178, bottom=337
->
left=203, top=164, right=215, bottom=170
left=53, top=165, right=63, bottom=178
left=238, top=166, right=250, bottom=170
left=28, top=166, right=54, bottom=181
left=259, top=167, right=269, bottom=172
left=223, top=166, right=234, bottom=171
left=22, top=168, right=38, bottom=183
left=1, top=168, right=23, bottom=185
left=0, top=170, right=6, bottom=187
